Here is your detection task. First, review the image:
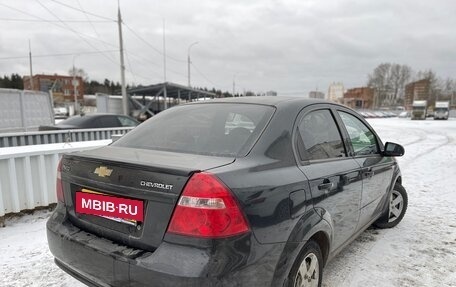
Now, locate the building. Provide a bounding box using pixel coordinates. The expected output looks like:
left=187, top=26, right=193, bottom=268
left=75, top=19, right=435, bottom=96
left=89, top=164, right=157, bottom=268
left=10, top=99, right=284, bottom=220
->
left=327, top=82, right=344, bottom=103
left=308, top=91, right=325, bottom=99
left=404, top=79, right=430, bottom=111
left=343, top=87, right=374, bottom=109
left=23, top=74, right=84, bottom=104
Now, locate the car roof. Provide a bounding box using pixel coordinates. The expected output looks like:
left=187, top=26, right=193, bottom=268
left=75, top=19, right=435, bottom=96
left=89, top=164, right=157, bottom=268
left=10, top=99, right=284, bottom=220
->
left=186, top=96, right=334, bottom=108
left=78, top=113, right=123, bottom=117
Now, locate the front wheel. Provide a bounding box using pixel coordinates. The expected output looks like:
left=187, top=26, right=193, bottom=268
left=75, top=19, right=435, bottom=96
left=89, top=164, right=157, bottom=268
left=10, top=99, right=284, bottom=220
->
left=288, top=240, right=323, bottom=287
left=375, top=183, right=408, bottom=229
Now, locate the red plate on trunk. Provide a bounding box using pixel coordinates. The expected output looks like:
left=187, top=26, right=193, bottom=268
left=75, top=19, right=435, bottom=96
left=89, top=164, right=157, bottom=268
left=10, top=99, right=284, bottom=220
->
left=75, top=189, right=144, bottom=223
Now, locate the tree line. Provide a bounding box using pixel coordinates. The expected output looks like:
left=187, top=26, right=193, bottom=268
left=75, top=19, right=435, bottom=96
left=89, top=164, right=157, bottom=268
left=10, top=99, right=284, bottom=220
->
left=0, top=72, right=126, bottom=94
left=0, top=69, right=239, bottom=98
left=0, top=73, right=23, bottom=89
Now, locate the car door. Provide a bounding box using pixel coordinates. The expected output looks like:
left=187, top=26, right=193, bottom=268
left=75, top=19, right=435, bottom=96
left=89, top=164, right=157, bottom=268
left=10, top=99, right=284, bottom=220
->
left=295, top=105, right=363, bottom=250
left=334, top=108, right=395, bottom=230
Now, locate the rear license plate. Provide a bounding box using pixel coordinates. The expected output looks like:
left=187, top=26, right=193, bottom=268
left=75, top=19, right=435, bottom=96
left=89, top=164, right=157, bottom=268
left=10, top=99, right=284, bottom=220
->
left=75, top=189, right=144, bottom=224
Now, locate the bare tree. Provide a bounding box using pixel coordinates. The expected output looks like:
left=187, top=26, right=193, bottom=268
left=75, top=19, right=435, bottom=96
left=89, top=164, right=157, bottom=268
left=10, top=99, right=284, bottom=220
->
left=390, top=64, right=411, bottom=99
left=68, top=67, right=89, bottom=82
left=442, top=78, right=454, bottom=98
left=367, top=63, right=411, bottom=107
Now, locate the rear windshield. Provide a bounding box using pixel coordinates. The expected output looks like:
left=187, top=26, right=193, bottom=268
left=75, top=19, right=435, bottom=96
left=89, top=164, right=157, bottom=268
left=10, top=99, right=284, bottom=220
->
left=113, top=103, right=275, bottom=157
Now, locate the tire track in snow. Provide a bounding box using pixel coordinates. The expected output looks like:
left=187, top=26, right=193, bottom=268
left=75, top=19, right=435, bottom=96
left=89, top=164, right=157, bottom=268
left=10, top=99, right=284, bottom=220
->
left=401, top=133, right=450, bottom=168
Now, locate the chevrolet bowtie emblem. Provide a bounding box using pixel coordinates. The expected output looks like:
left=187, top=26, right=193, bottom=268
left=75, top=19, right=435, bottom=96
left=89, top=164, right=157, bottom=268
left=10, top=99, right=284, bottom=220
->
left=94, top=166, right=113, bottom=178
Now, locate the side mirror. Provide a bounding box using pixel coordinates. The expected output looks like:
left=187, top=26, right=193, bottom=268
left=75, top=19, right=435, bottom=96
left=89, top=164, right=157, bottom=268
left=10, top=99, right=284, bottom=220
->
left=383, top=142, right=405, bottom=157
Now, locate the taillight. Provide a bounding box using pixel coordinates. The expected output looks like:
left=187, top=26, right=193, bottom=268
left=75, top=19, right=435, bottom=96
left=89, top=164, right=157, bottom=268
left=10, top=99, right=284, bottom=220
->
left=167, top=172, right=250, bottom=238
left=56, top=159, right=64, bottom=203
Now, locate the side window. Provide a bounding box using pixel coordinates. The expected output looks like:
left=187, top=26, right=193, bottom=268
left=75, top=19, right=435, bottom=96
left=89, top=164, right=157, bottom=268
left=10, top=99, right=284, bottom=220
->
left=338, top=111, right=379, bottom=156
left=118, top=116, right=138, bottom=127
left=96, top=116, right=120, bottom=128
left=297, top=109, right=346, bottom=161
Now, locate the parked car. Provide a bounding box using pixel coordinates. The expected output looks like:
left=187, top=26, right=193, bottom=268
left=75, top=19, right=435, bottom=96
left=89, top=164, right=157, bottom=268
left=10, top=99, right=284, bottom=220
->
left=39, top=113, right=139, bottom=131
left=53, top=107, right=69, bottom=119
left=398, top=111, right=410, bottom=118
left=47, top=97, right=407, bottom=287
left=365, top=111, right=378, bottom=118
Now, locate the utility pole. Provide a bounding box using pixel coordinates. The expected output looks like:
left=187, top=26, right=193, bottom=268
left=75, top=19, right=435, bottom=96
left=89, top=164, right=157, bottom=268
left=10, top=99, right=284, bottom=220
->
left=163, top=19, right=167, bottom=109
left=187, top=42, right=198, bottom=87
left=72, top=55, right=79, bottom=115
left=117, top=4, right=128, bottom=116
left=28, top=40, right=34, bottom=90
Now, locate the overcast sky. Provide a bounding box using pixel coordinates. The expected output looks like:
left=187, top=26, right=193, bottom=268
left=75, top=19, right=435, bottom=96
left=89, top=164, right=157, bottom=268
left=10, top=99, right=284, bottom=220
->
left=0, top=0, right=455, bottom=96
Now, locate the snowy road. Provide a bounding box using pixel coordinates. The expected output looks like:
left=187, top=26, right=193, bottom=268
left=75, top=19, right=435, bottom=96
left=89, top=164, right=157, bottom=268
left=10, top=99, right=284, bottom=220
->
left=0, top=118, right=455, bottom=287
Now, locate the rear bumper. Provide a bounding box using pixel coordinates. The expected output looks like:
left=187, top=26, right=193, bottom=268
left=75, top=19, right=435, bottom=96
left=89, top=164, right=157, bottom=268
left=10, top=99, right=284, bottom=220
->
left=47, top=207, right=285, bottom=287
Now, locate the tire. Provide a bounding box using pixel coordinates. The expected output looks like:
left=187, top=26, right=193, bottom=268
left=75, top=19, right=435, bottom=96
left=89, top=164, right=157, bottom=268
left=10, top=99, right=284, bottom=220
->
left=287, top=240, right=323, bottom=287
left=374, top=183, right=408, bottom=229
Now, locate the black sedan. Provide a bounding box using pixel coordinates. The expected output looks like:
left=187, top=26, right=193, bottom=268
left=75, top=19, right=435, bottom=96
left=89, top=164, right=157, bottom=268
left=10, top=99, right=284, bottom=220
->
left=39, top=113, right=139, bottom=131
left=47, top=97, right=407, bottom=287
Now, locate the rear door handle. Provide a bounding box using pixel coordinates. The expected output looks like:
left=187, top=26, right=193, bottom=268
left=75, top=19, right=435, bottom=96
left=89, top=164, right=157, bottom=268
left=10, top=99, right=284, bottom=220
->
left=318, top=182, right=334, bottom=190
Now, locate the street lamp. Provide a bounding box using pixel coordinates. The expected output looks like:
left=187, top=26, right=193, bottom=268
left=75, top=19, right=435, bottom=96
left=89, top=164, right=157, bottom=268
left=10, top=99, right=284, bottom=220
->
left=187, top=41, right=199, bottom=87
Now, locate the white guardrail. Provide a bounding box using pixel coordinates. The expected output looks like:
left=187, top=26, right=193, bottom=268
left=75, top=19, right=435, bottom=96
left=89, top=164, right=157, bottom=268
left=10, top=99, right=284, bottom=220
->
left=0, top=126, right=134, bottom=148
left=0, top=140, right=111, bottom=218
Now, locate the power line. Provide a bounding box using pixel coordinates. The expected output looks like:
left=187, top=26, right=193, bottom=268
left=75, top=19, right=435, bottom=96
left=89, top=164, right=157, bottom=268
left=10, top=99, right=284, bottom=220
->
left=0, top=17, right=112, bottom=23
left=47, top=0, right=186, bottom=64
left=125, top=50, right=187, bottom=78
left=0, top=3, right=119, bottom=49
left=191, top=62, right=226, bottom=90
left=125, top=50, right=187, bottom=82
left=76, top=0, right=117, bottom=62
left=0, top=2, right=188, bottom=85
left=36, top=0, right=118, bottom=66
left=48, top=0, right=115, bottom=22
left=122, top=36, right=137, bottom=83
left=0, top=50, right=118, bottom=60
left=122, top=21, right=186, bottom=63
left=46, top=0, right=185, bottom=65
left=30, top=1, right=185, bottom=78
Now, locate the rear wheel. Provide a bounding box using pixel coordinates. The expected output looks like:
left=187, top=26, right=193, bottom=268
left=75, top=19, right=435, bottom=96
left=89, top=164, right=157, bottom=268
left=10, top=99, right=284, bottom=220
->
left=375, top=183, right=408, bottom=229
left=288, top=240, right=323, bottom=287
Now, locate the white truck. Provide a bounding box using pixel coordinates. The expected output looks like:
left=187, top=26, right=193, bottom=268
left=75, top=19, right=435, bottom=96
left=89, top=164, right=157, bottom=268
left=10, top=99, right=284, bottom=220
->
left=434, top=101, right=450, bottom=120
left=411, top=100, right=427, bottom=120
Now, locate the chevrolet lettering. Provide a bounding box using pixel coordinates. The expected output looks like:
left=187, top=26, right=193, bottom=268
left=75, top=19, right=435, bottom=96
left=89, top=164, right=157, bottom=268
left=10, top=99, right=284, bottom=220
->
left=140, top=180, right=173, bottom=190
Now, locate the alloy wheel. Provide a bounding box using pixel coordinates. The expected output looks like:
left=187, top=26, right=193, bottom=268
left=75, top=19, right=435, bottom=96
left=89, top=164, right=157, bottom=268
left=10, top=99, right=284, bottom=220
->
left=388, top=190, right=404, bottom=223
left=294, top=253, right=319, bottom=287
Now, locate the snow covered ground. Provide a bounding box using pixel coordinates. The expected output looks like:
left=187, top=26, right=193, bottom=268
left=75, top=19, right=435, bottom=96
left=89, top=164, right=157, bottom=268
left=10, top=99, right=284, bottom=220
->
left=324, top=118, right=456, bottom=287
left=0, top=118, right=455, bottom=287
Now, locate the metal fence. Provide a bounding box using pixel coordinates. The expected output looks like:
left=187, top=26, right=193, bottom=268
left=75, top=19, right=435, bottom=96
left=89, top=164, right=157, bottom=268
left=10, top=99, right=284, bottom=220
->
left=0, top=127, right=133, bottom=148
left=0, top=140, right=111, bottom=218
left=0, top=88, right=54, bottom=133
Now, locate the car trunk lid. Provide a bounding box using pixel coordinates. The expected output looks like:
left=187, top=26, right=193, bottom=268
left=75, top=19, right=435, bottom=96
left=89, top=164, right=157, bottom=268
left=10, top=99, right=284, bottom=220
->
left=61, top=146, right=235, bottom=251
